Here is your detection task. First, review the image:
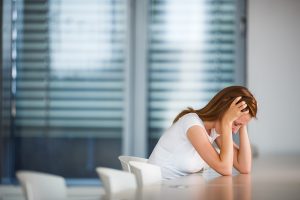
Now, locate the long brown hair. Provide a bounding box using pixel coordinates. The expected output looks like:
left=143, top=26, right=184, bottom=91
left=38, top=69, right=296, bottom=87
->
left=173, top=86, right=257, bottom=123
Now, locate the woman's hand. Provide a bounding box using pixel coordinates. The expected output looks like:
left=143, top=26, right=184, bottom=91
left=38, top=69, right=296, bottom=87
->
left=222, top=97, right=249, bottom=125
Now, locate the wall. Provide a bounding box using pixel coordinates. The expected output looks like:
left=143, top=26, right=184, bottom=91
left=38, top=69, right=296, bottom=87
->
left=248, top=0, right=300, bottom=154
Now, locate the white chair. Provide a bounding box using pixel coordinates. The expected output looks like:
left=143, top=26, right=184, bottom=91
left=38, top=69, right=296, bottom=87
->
left=96, top=167, right=137, bottom=198
left=118, top=155, right=148, bottom=172
left=16, top=170, right=66, bottom=200
left=129, top=161, right=162, bottom=187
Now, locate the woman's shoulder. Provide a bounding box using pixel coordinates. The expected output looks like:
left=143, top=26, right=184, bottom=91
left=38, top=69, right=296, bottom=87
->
left=180, top=112, right=200, bottom=120
left=178, top=112, right=204, bottom=125
left=176, top=112, right=204, bottom=136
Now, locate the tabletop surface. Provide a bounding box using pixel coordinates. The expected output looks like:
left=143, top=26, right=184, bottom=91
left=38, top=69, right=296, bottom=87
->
left=1, top=155, right=300, bottom=200
left=105, top=155, right=300, bottom=200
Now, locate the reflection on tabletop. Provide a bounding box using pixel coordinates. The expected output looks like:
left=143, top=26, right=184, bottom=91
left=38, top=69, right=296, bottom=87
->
left=101, top=156, right=300, bottom=200
left=103, top=169, right=251, bottom=200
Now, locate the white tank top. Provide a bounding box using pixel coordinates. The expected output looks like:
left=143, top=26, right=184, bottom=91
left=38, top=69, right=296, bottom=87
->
left=148, top=113, right=219, bottom=179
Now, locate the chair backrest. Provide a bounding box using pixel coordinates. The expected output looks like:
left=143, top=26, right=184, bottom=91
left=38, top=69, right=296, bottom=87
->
left=16, top=170, right=66, bottom=200
left=96, top=167, right=137, bottom=196
left=118, top=155, right=148, bottom=172
left=129, top=161, right=162, bottom=187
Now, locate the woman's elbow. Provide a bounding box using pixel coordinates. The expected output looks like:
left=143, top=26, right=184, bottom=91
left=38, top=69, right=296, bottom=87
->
left=221, top=171, right=232, bottom=176
left=219, top=167, right=233, bottom=176
left=239, top=168, right=251, bottom=174
left=238, top=165, right=252, bottom=174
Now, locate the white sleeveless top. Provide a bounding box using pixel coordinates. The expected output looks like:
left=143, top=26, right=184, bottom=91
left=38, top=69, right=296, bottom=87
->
left=148, top=113, right=219, bottom=179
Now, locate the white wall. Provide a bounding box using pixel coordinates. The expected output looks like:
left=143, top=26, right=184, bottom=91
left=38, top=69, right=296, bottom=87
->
left=248, top=0, right=300, bottom=154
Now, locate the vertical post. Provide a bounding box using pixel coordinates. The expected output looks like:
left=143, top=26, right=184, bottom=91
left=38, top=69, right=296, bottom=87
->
left=235, top=0, right=247, bottom=86
left=123, top=0, right=135, bottom=155
left=132, top=0, right=149, bottom=157
left=0, top=0, right=3, bottom=183
left=1, top=0, right=13, bottom=183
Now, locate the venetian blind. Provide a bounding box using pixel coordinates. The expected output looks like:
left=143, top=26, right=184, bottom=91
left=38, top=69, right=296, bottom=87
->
left=148, top=0, right=240, bottom=137
left=12, top=0, right=127, bottom=137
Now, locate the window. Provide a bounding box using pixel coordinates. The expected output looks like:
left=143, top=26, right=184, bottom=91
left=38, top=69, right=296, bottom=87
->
left=11, top=0, right=128, bottom=179
left=0, top=0, right=245, bottom=183
left=147, top=0, right=246, bottom=151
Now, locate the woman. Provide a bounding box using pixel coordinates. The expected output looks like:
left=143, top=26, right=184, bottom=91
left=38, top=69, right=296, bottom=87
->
left=148, top=86, right=257, bottom=179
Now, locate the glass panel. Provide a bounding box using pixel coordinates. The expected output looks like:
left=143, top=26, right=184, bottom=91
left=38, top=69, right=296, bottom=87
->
left=12, top=0, right=127, bottom=179
left=147, top=0, right=240, bottom=153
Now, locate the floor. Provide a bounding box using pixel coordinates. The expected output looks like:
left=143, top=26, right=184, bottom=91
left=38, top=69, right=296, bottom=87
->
left=1, top=155, right=300, bottom=200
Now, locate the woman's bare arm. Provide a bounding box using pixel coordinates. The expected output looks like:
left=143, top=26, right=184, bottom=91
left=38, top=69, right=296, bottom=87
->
left=215, top=125, right=252, bottom=173
left=235, top=125, right=252, bottom=173
left=187, top=122, right=233, bottom=176
left=187, top=97, right=248, bottom=176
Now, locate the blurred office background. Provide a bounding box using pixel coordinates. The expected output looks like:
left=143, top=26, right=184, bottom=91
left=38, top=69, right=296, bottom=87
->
left=0, top=0, right=299, bottom=185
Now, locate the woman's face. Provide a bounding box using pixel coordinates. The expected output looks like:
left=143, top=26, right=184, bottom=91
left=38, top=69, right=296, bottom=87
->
left=232, top=114, right=252, bottom=134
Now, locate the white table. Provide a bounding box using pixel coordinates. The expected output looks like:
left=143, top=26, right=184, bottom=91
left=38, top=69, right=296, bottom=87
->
left=104, top=155, right=300, bottom=200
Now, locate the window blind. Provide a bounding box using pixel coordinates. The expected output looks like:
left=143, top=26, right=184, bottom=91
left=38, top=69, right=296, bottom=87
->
left=13, top=0, right=127, bottom=138
left=148, top=0, right=239, bottom=137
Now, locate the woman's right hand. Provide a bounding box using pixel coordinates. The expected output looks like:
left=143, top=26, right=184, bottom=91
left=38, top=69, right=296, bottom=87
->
left=222, top=96, right=249, bottom=125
